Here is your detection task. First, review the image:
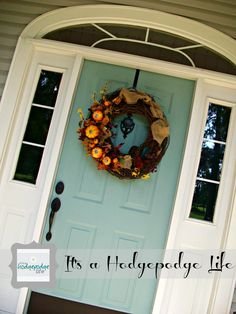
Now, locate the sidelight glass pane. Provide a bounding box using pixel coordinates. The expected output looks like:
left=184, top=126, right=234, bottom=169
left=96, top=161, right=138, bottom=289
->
left=204, top=103, right=231, bottom=142
left=14, top=69, right=62, bottom=184
left=23, top=106, right=53, bottom=145
left=197, top=141, right=225, bottom=181
left=190, top=180, right=219, bottom=222
left=14, top=144, right=44, bottom=184
left=33, top=70, right=62, bottom=107
left=189, top=103, right=231, bottom=222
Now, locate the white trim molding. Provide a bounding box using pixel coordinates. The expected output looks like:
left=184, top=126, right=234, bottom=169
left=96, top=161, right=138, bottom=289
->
left=20, top=4, right=236, bottom=65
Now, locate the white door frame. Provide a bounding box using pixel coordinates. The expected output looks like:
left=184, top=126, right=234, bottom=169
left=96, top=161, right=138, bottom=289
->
left=0, top=5, right=235, bottom=314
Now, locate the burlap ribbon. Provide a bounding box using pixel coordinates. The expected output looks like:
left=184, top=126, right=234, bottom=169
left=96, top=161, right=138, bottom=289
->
left=119, top=88, right=169, bottom=145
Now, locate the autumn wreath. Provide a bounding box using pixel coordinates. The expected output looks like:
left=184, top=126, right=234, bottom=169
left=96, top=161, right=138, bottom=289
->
left=77, top=88, right=169, bottom=180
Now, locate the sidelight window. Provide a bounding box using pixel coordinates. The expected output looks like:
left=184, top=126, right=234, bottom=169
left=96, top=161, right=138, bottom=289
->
left=189, top=103, right=231, bottom=222
left=13, top=70, right=62, bottom=184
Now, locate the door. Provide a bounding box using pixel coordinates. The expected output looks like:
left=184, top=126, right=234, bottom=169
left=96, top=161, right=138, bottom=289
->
left=35, top=60, right=194, bottom=314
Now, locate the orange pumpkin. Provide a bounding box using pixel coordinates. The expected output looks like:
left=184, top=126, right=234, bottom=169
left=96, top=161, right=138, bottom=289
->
left=102, top=156, right=111, bottom=166
left=91, top=147, right=103, bottom=159
left=92, top=110, right=103, bottom=122
left=85, top=125, right=99, bottom=138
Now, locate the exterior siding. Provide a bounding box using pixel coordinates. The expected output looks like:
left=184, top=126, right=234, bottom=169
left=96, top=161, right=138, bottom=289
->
left=0, top=0, right=100, bottom=100
left=0, top=0, right=236, bottom=101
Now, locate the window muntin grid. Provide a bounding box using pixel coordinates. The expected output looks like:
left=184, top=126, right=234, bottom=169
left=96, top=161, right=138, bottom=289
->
left=44, top=23, right=236, bottom=75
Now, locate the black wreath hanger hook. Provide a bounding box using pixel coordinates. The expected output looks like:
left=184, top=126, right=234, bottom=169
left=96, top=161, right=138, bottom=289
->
left=131, top=69, right=140, bottom=90
left=120, top=69, right=140, bottom=139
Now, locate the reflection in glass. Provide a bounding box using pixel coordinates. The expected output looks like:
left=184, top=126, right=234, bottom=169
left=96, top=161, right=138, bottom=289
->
left=204, top=103, right=231, bottom=142
left=189, top=180, right=219, bottom=222
left=23, top=106, right=53, bottom=145
left=33, top=70, right=62, bottom=107
left=14, top=144, right=44, bottom=184
left=197, top=141, right=225, bottom=181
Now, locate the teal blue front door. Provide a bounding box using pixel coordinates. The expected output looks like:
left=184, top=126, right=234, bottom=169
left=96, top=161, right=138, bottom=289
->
left=40, top=60, right=194, bottom=313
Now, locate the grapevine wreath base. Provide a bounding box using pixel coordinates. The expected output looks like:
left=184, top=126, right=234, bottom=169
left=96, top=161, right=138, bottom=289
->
left=78, top=88, right=169, bottom=180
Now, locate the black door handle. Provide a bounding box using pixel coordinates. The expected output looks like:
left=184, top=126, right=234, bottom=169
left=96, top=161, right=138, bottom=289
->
left=46, top=181, right=64, bottom=241
left=45, top=197, right=61, bottom=241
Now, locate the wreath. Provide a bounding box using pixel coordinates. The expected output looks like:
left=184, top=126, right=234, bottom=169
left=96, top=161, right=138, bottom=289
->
left=77, top=88, right=169, bottom=180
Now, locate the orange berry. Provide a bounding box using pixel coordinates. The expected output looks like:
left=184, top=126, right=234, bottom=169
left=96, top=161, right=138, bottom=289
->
left=113, top=158, right=119, bottom=164
left=104, top=100, right=111, bottom=107
left=102, top=116, right=109, bottom=125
